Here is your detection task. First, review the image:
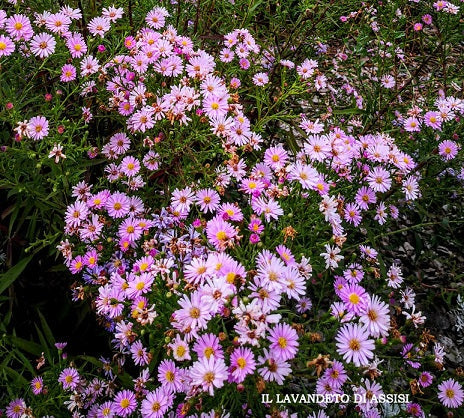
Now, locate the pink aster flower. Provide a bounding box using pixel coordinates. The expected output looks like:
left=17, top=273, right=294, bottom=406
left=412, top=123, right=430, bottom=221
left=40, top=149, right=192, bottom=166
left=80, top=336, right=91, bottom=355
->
left=0, top=35, right=15, bottom=57
left=438, top=140, right=459, bottom=160
left=31, top=376, right=44, bottom=395
left=323, top=359, right=347, bottom=389
left=359, top=294, right=390, bottom=338
left=252, top=72, right=269, bottom=86
left=102, top=6, right=124, bottom=22
left=229, top=347, right=256, bottom=383
left=158, top=359, right=183, bottom=392
left=258, top=349, right=292, bottom=384
left=264, top=145, right=288, bottom=169
left=6, top=398, right=26, bottom=418
left=190, top=356, right=228, bottom=396
left=88, top=17, right=111, bottom=38
left=60, top=64, right=77, bottom=82
left=45, top=13, right=71, bottom=35
left=268, top=323, right=299, bottom=361
left=206, top=215, right=237, bottom=251
left=30, top=33, right=56, bottom=58
left=26, top=116, right=49, bottom=140
left=403, top=116, right=421, bottom=132
left=424, top=111, right=442, bottom=130
left=140, top=387, right=173, bottom=418
left=344, top=202, right=362, bottom=226
left=218, top=202, right=243, bottom=221
left=105, top=192, right=131, bottom=218
left=366, top=166, right=392, bottom=193
left=418, top=371, right=433, bottom=388
left=340, top=283, right=368, bottom=315
left=145, top=7, right=169, bottom=29
left=194, top=333, right=224, bottom=360
left=335, top=323, right=375, bottom=366
left=112, top=389, right=137, bottom=416
left=438, top=379, right=464, bottom=409
left=355, top=186, right=377, bottom=210
left=120, top=156, right=140, bottom=177
left=6, top=14, right=33, bottom=41
left=195, top=188, right=221, bottom=213
left=66, top=33, right=87, bottom=58
left=58, top=367, right=80, bottom=390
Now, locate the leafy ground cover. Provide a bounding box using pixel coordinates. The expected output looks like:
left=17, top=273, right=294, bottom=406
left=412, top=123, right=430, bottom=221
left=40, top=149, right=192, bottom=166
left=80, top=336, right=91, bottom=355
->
left=0, top=0, right=463, bottom=417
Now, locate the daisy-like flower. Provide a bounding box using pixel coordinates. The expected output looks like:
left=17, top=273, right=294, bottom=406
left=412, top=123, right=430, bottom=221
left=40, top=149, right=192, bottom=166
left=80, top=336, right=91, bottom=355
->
left=105, top=192, right=131, bottom=218
left=158, top=359, right=183, bottom=393
left=171, top=187, right=194, bottom=213
left=66, top=33, right=87, bottom=58
left=45, top=13, right=71, bottom=35
left=423, top=111, right=442, bottom=130
left=344, top=202, right=362, bottom=226
left=145, top=7, right=169, bottom=29
left=169, top=335, right=191, bottom=361
left=380, top=74, right=395, bottom=89
left=113, top=389, right=137, bottom=416
left=48, top=143, right=66, bottom=163
left=359, top=294, right=390, bottom=338
left=340, top=283, right=368, bottom=315
left=268, top=323, right=299, bottom=361
left=0, top=35, right=15, bottom=57
left=229, top=347, right=256, bottom=383
left=120, top=156, right=140, bottom=177
left=27, top=116, right=49, bottom=140
left=30, top=32, right=56, bottom=58
left=403, top=116, right=421, bottom=132
left=31, top=376, right=44, bottom=395
left=60, top=64, right=77, bottom=82
left=438, top=379, right=464, bottom=409
left=355, top=186, right=377, bottom=210
left=203, top=94, right=229, bottom=119
left=322, top=359, right=347, bottom=389
left=258, top=349, right=292, bottom=384
left=206, top=215, right=237, bottom=251
left=102, top=6, right=124, bottom=22
left=402, top=176, right=419, bottom=200
left=297, top=297, right=312, bottom=313
left=438, top=140, right=459, bottom=161
left=418, top=371, right=433, bottom=388
left=140, top=388, right=173, bottom=418
left=97, top=401, right=116, bottom=418
left=190, top=356, right=228, bottom=396
left=387, top=263, right=403, bottom=288
left=58, top=367, right=80, bottom=390
left=6, top=14, right=33, bottom=41
left=297, top=58, right=317, bottom=79
left=195, top=188, right=221, bottom=213
left=130, top=340, right=150, bottom=366
left=252, top=72, right=269, bottom=86
left=264, top=145, right=288, bottom=169
left=88, top=17, right=111, bottom=38
left=366, top=166, right=392, bottom=193
left=320, top=244, right=344, bottom=269
left=5, top=398, right=26, bottom=418
left=335, top=323, right=375, bottom=366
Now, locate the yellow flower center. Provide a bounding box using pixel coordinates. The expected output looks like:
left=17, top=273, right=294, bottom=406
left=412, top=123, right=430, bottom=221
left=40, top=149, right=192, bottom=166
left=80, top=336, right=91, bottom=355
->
left=349, top=293, right=360, bottom=305
left=237, top=357, right=247, bottom=369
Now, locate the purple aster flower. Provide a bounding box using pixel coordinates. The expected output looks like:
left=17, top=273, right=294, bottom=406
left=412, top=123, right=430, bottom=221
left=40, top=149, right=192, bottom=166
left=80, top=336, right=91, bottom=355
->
left=335, top=323, right=375, bottom=366
left=58, top=367, right=80, bottom=390
left=190, top=356, right=228, bottom=396
left=140, top=387, right=173, bottom=418
left=268, top=323, right=299, bottom=361
left=438, top=379, right=464, bottom=409
left=229, top=347, right=256, bottom=383
left=112, top=389, right=137, bottom=416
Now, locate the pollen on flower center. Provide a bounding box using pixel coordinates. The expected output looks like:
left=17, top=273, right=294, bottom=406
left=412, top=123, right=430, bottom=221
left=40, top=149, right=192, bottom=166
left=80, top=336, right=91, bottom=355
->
left=237, top=357, right=247, bottom=369
left=204, top=371, right=215, bottom=383
left=349, top=293, right=360, bottom=304
left=190, top=307, right=200, bottom=318
left=349, top=338, right=361, bottom=351
left=216, top=231, right=227, bottom=240
left=278, top=337, right=288, bottom=348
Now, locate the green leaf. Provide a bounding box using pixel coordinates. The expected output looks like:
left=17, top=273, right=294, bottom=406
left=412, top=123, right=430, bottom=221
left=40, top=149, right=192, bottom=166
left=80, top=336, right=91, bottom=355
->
left=7, top=335, right=42, bottom=356
left=0, top=255, right=33, bottom=295
left=37, top=309, right=55, bottom=347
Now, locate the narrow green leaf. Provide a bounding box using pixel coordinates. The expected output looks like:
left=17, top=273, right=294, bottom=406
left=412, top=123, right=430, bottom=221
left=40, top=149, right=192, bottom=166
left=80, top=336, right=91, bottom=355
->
left=0, top=255, right=33, bottom=294
left=37, top=309, right=55, bottom=347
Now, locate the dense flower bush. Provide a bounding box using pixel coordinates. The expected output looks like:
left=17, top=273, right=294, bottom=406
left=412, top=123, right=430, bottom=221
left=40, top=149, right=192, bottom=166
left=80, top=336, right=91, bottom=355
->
left=0, top=0, right=463, bottom=417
